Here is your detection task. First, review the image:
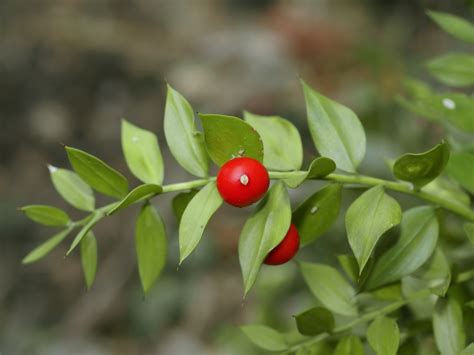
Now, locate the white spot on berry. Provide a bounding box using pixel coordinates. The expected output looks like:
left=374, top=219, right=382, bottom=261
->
left=240, top=174, right=249, bottom=186
left=442, top=98, right=456, bottom=110
left=310, top=206, right=318, bottom=214
left=131, top=136, right=139, bottom=143
left=48, top=165, right=58, bottom=173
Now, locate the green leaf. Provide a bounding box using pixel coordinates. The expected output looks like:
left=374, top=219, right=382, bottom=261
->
left=393, top=141, right=450, bottom=188
left=20, top=205, right=70, bottom=226
left=80, top=231, right=97, bottom=289
left=461, top=344, right=474, bottom=355
left=107, top=184, right=162, bottom=215
left=238, top=182, right=291, bottom=295
left=427, top=10, right=474, bottom=43
left=241, top=325, right=287, bottom=352
left=49, top=166, right=95, bottom=211
left=345, top=185, right=402, bottom=273
left=172, top=190, right=198, bottom=223
left=22, top=226, right=74, bottom=264
left=164, top=84, right=208, bottom=177
left=283, top=157, right=336, bottom=188
left=179, top=182, right=223, bottom=264
left=446, top=151, right=474, bottom=193
left=367, top=316, right=400, bottom=355
left=427, top=53, right=474, bottom=87
left=199, top=113, right=264, bottom=166
left=366, top=206, right=439, bottom=290
left=417, top=247, right=451, bottom=296
left=424, top=177, right=471, bottom=210
left=337, top=254, right=359, bottom=283
left=67, top=212, right=103, bottom=255
left=299, top=262, right=358, bottom=317
left=464, top=223, right=474, bottom=244
left=433, top=296, right=466, bottom=355
left=243, top=111, right=303, bottom=171
left=294, top=306, right=335, bottom=336
left=334, top=335, right=364, bottom=355
left=135, top=203, right=167, bottom=294
left=121, top=119, right=164, bottom=185
left=66, top=147, right=129, bottom=199
left=301, top=80, right=366, bottom=173
left=293, top=184, right=342, bottom=246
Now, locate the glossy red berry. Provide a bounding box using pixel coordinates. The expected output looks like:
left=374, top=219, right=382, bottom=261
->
left=264, top=224, right=300, bottom=265
left=216, top=157, right=270, bottom=207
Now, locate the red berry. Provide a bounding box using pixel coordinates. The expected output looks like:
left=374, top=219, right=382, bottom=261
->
left=216, top=157, right=269, bottom=207
left=264, top=224, right=300, bottom=265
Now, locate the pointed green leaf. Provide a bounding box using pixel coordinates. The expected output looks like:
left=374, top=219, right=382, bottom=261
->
left=22, top=226, right=74, bottom=264
left=283, top=157, right=336, bottom=188
left=427, top=53, right=474, bottom=87
left=107, top=183, right=162, bottom=215
left=299, top=262, right=358, bottom=316
left=199, top=113, right=264, bottom=166
left=172, top=190, right=198, bottom=223
left=337, top=254, right=359, bottom=283
left=294, top=306, right=335, bottom=336
left=293, top=184, right=342, bottom=246
left=49, top=166, right=95, bottom=211
left=66, top=147, right=128, bottom=199
left=424, top=177, right=470, bottom=210
left=345, top=185, right=402, bottom=273
left=241, top=325, right=287, bottom=352
left=121, top=119, right=164, bottom=185
left=164, top=84, right=208, bottom=177
left=393, top=142, right=450, bottom=188
left=447, top=151, right=474, bottom=193
left=334, top=335, right=364, bottom=355
left=238, top=182, right=291, bottom=295
left=179, top=182, right=223, bottom=263
left=135, top=203, right=167, bottom=294
left=427, top=10, right=474, bottom=43
left=20, top=205, right=70, bottom=226
left=417, top=247, right=451, bottom=296
left=433, top=296, right=466, bottom=355
left=67, top=212, right=103, bottom=255
left=80, top=231, right=97, bottom=289
left=461, top=344, right=474, bottom=355
left=244, top=111, right=303, bottom=171
left=367, top=316, right=400, bottom=355
left=302, top=80, right=366, bottom=172
left=464, top=223, right=474, bottom=244
left=366, top=206, right=439, bottom=290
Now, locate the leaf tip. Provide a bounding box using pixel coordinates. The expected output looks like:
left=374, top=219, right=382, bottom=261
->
left=47, top=164, right=58, bottom=174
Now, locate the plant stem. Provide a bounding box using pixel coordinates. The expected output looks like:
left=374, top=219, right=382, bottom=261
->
left=161, top=177, right=215, bottom=193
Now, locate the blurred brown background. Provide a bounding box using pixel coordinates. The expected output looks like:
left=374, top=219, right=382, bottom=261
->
left=0, top=0, right=471, bottom=354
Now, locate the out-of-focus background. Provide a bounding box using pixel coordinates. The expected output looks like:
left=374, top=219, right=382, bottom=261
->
left=0, top=1, right=471, bottom=354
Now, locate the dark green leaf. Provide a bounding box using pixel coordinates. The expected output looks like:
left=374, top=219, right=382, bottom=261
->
left=107, top=184, right=162, bottom=215
left=301, top=80, right=366, bottom=172
left=433, top=296, right=466, bottom=355
left=294, top=306, right=335, bottom=336
left=49, top=166, right=95, bottom=211
left=393, top=141, right=450, bottom=188
left=293, top=184, right=342, bottom=246
left=447, top=151, right=474, bottom=193
left=20, top=205, right=70, bottom=226
left=164, top=84, right=208, bottom=177
left=239, top=182, right=291, bottom=295
left=135, top=203, right=167, bottom=294
left=199, top=113, right=264, bottom=166
left=80, top=231, right=97, bottom=289
left=283, top=157, right=336, bottom=188
left=241, top=325, right=287, bottom=352
left=66, top=146, right=129, bottom=199
left=244, top=111, right=303, bottom=171
left=334, top=335, right=364, bottom=355
left=22, top=227, right=74, bottom=264
left=337, top=254, right=359, bottom=283
left=300, top=262, right=358, bottom=316
left=172, top=190, right=198, bottom=223
left=464, top=223, right=474, bottom=244
left=121, top=119, right=164, bottom=185
left=367, top=316, right=400, bottom=355
left=67, top=212, right=103, bottom=255
left=427, top=54, right=474, bottom=87
left=345, top=185, right=402, bottom=273
left=427, top=10, right=474, bottom=43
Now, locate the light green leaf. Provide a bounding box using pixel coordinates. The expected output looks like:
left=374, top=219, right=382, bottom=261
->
left=427, top=53, right=474, bottom=87
left=239, top=182, right=291, bottom=295
left=464, top=223, right=474, bottom=244
left=337, top=254, right=359, bottom=283
left=294, top=306, right=335, bottom=336
left=67, top=212, right=103, bottom=255
left=301, top=80, right=366, bottom=172
left=179, top=182, right=223, bottom=264
left=293, top=184, right=342, bottom=246
left=334, top=335, right=364, bottom=355
left=283, top=157, right=336, bottom=188
left=367, top=316, right=400, bottom=355
left=244, top=111, right=303, bottom=171
left=107, top=184, right=162, bottom=215
left=345, top=185, right=402, bottom=273
left=20, top=205, right=70, bottom=227
left=424, top=177, right=470, bottom=210
left=366, top=206, right=439, bottom=290
left=427, top=10, right=474, bottom=43
left=22, top=226, right=74, bottom=264
left=66, top=147, right=129, bottom=199
left=135, top=203, right=167, bottom=294
left=433, top=296, right=466, bottom=355
left=393, top=141, right=450, bottom=188
left=199, top=113, right=264, bottom=166
left=49, top=166, right=95, bottom=211
left=80, top=231, right=97, bottom=289
left=164, top=84, right=208, bottom=177
left=461, top=344, right=474, bottom=355
left=446, top=151, right=474, bottom=193
left=417, top=247, right=451, bottom=296
left=172, top=190, right=198, bottom=223
left=121, top=119, right=164, bottom=185
left=241, top=325, right=287, bottom=352
left=299, top=262, right=358, bottom=317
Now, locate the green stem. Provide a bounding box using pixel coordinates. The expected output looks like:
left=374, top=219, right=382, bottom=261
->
left=161, top=177, right=215, bottom=193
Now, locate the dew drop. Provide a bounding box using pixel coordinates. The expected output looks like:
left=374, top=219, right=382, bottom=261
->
left=310, top=206, right=319, bottom=214
left=442, top=98, right=456, bottom=110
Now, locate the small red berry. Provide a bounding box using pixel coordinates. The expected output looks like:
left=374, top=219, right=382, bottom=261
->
left=264, top=224, right=300, bottom=265
left=216, top=157, right=269, bottom=207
